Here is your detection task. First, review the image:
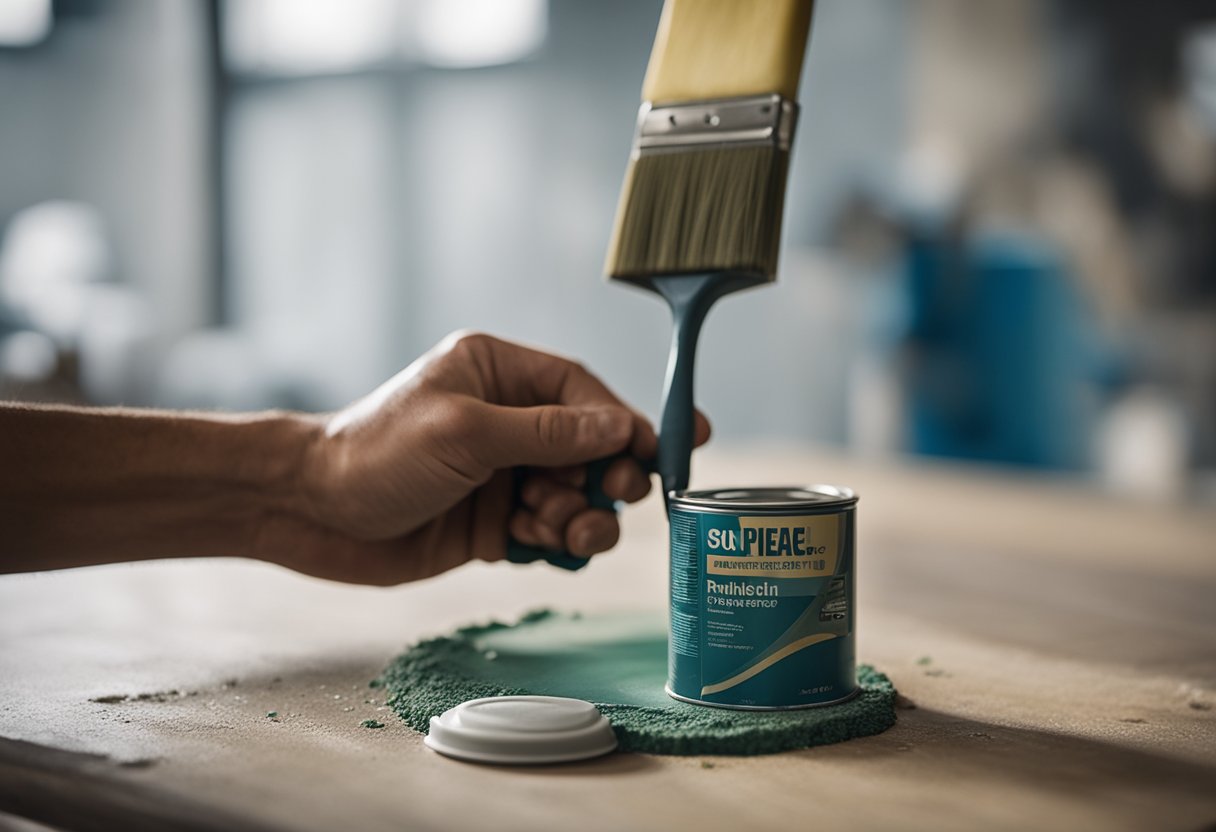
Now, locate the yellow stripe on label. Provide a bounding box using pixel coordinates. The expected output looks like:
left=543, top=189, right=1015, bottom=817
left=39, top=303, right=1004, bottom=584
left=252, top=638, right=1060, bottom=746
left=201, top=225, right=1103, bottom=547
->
left=700, top=633, right=836, bottom=697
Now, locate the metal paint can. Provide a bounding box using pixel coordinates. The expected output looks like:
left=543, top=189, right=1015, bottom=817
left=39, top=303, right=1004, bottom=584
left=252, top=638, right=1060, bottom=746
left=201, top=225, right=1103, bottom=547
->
left=666, top=486, right=859, bottom=710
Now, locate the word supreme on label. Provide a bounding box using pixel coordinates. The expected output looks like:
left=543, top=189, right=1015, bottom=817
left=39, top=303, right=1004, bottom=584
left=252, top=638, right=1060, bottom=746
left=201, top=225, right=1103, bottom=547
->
left=706, top=526, right=827, bottom=557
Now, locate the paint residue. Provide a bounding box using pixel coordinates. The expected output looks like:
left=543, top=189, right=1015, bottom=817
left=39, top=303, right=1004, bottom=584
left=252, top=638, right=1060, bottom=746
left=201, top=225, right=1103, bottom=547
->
left=379, top=610, right=897, bottom=756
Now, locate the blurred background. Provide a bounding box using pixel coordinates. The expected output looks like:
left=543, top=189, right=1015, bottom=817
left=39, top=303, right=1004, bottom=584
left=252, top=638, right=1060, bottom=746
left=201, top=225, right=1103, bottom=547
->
left=1, top=0, right=1213, bottom=504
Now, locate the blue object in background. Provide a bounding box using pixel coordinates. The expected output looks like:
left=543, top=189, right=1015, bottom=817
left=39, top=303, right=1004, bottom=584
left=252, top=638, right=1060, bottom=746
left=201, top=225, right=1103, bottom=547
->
left=898, top=229, right=1106, bottom=471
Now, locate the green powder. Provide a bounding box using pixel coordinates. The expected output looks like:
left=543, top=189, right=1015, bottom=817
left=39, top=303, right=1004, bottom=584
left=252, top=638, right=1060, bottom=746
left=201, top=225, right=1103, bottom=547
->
left=379, top=610, right=896, bottom=756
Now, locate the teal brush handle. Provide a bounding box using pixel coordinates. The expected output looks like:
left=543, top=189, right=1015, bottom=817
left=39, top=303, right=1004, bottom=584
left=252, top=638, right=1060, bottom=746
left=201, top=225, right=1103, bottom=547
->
left=651, top=273, right=764, bottom=502
left=506, top=454, right=656, bottom=571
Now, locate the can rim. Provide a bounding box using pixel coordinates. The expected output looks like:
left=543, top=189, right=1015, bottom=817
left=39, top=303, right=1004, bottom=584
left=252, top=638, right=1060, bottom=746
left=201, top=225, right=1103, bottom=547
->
left=668, top=484, right=857, bottom=511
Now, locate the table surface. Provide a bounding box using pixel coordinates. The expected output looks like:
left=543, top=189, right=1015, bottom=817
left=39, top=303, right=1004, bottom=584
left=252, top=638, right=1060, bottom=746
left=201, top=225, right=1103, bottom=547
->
left=2, top=445, right=1214, bottom=832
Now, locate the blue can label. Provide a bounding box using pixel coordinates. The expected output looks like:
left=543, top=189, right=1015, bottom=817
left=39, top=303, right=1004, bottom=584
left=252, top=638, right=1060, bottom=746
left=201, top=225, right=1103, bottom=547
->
left=668, top=508, right=856, bottom=708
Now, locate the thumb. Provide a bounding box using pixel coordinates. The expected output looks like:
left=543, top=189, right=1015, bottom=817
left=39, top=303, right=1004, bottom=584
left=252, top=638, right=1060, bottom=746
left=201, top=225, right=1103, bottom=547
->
left=473, top=403, right=633, bottom=469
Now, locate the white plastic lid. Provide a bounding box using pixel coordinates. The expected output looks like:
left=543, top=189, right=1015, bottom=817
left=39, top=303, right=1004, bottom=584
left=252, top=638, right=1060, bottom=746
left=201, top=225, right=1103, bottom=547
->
left=424, top=695, right=618, bottom=765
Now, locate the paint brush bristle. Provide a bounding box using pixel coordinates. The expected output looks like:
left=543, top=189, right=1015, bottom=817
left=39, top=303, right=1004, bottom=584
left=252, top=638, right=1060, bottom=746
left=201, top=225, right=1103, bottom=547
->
left=605, top=0, right=814, bottom=282
left=607, top=136, right=790, bottom=280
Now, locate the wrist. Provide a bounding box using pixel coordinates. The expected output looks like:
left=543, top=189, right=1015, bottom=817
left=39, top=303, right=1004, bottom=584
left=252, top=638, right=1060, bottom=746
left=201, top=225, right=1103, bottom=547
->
left=146, top=408, right=326, bottom=562
left=233, top=408, right=333, bottom=573
left=245, top=409, right=328, bottom=530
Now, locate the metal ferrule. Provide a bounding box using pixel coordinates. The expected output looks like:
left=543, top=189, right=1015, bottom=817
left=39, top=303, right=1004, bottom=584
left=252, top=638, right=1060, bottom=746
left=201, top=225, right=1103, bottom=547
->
left=634, top=93, right=798, bottom=152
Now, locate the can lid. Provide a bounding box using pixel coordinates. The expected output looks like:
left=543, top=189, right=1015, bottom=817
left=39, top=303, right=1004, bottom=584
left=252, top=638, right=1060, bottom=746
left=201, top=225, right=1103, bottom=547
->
left=424, top=696, right=618, bottom=765
left=670, top=485, right=857, bottom=511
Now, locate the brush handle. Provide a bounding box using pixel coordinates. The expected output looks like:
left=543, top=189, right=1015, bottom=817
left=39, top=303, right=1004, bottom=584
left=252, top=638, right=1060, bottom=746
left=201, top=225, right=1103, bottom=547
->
left=657, top=291, right=707, bottom=499
left=506, top=454, right=656, bottom=571
left=653, top=273, right=764, bottom=502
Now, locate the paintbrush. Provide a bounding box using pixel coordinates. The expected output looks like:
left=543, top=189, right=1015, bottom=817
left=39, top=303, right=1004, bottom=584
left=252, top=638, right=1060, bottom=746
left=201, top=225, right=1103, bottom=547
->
left=507, top=1, right=814, bottom=571
left=606, top=0, right=815, bottom=500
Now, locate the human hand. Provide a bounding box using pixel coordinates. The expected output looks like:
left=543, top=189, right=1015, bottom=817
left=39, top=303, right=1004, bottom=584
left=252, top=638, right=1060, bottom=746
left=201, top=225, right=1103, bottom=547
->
left=258, top=332, right=710, bottom=585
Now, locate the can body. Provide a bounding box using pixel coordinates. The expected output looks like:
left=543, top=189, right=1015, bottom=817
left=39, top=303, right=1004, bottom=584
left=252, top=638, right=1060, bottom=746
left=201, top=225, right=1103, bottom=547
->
left=667, top=486, right=858, bottom=710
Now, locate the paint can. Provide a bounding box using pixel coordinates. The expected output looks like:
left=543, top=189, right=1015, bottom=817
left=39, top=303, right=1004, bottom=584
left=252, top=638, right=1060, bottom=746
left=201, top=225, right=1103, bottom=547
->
left=667, top=486, right=859, bottom=710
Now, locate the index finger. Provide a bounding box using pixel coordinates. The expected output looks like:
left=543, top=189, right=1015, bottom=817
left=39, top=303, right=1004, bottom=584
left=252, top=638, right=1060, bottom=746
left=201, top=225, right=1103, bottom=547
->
left=472, top=335, right=659, bottom=458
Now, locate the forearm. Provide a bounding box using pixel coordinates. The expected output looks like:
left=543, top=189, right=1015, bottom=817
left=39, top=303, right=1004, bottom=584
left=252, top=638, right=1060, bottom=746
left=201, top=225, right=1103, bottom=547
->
left=0, top=404, right=320, bottom=572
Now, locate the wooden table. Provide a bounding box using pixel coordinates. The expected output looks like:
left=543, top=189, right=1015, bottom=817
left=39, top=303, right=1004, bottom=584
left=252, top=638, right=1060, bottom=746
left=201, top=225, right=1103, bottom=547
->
left=2, top=446, right=1214, bottom=832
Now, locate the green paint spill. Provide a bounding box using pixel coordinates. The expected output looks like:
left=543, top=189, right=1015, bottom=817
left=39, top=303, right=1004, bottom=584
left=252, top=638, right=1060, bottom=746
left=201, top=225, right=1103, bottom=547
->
left=361, top=719, right=385, bottom=729
left=379, top=610, right=896, bottom=756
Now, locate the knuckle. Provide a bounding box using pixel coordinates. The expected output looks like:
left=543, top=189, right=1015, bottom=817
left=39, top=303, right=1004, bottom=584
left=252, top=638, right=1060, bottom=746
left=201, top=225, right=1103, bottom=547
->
left=447, top=330, right=492, bottom=356
left=535, top=406, right=569, bottom=447
left=538, top=490, right=586, bottom=525
left=520, top=477, right=551, bottom=507
left=564, top=357, right=590, bottom=380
